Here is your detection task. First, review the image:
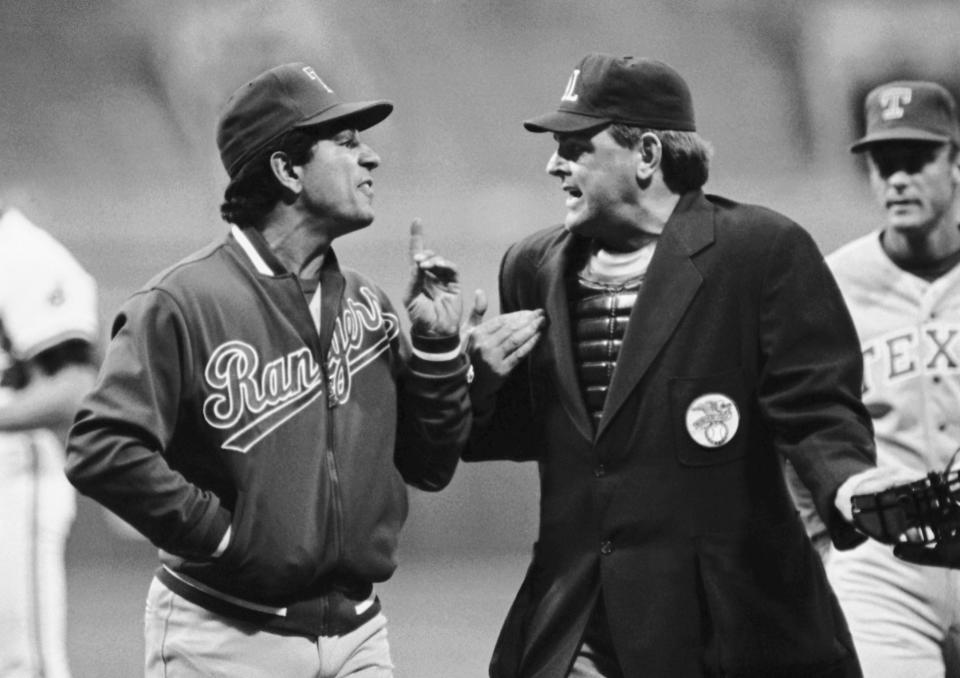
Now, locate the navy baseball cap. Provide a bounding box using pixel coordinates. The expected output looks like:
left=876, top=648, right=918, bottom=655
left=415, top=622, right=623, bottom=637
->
left=217, top=62, right=393, bottom=178
left=851, top=80, right=960, bottom=153
left=523, top=53, right=696, bottom=134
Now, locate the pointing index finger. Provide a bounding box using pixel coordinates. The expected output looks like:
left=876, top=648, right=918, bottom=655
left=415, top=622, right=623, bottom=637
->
left=409, top=218, right=425, bottom=263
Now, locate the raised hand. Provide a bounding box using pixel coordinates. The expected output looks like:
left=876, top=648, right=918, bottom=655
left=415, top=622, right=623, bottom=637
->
left=463, top=290, right=547, bottom=403
left=403, top=219, right=462, bottom=337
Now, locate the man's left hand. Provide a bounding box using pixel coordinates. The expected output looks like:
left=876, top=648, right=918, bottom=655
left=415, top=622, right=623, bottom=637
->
left=403, top=219, right=462, bottom=337
left=836, top=466, right=922, bottom=523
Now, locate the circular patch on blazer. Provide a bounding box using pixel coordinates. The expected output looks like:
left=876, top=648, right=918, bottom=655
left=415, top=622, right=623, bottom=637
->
left=685, top=393, right=740, bottom=447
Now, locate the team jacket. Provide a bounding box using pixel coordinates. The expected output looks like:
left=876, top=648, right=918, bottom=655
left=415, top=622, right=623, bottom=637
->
left=65, top=225, right=470, bottom=635
left=466, top=190, right=876, bottom=678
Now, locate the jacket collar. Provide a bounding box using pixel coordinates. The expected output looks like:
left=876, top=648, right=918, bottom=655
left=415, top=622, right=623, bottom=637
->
left=539, top=231, right=593, bottom=441
left=538, top=190, right=716, bottom=443
left=231, top=225, right=291, bottom=276
left=229, top=224, right=345, bottom=356
left=596, top=189, right=714, bottom=440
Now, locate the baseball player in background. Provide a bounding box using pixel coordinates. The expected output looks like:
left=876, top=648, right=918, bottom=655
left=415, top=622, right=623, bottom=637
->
left=791, top=80, right=960, bottom=678
left=0, top=205, right=99, bottom=678
left=460, top=52, right=916, bottom=678
left=64, top=62, right=471, bottom=678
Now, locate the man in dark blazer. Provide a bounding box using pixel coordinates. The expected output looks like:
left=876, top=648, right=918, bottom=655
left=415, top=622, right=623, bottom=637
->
left=463, top=53, right=912, bottom=678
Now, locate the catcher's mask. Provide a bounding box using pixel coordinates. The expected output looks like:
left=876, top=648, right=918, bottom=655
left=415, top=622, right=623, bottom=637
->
left=851, top=452, right=960, bottom=546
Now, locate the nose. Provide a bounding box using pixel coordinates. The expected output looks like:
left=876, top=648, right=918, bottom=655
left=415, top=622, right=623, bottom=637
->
left=546, top=150, right=567, bottom=176
left=886, top=169, right=910, bottom=191
left=359, top=144, right=380, bottom=170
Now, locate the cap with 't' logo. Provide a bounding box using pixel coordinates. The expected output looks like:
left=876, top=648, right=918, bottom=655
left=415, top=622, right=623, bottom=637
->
left=850, top=80, right=960, bottom=153
left=217, top=62, right=394, bottom=178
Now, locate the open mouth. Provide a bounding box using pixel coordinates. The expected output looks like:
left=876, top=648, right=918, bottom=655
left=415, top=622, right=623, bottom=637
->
left=563, top=186, right=582, bottom=207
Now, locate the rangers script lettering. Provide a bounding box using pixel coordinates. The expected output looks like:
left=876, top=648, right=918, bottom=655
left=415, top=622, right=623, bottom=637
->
left=203, top=287, right=400, bottom=452
left=328, top=287, right=400, bottom=405
left=203, top=340, right=325, bottom=453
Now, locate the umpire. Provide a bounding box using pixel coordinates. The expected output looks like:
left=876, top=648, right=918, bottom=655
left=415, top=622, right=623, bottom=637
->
left=65, top=62, right=471, bottom=677
left=463, top=53, right=898, bottom=677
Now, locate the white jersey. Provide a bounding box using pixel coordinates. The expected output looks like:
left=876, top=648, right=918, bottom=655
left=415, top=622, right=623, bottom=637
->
left=822, top=229, right=960, bottom=678
left=0, top=207, right=98, bottom=471
left=829, top=230, right=960, bottom=476
left=0, top=208, right=98, bottom=371
left=0, top=207, right=98, bottom=678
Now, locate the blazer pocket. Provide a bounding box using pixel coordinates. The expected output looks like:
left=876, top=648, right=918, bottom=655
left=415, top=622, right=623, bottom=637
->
left=669, top=369, right=748, bottom=466
left=694, top=520, right=849, bottom=675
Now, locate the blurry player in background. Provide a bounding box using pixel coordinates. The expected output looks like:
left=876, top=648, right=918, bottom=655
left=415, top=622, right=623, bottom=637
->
left=790, top=80, right=960, bottom=678
left=0, top=205, right=99, bottom=678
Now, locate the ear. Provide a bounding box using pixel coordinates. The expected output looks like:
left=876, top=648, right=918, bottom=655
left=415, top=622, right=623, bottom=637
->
left=269, top=151, right=301, bottom=193
left=636, top=132, right=662, bottom=182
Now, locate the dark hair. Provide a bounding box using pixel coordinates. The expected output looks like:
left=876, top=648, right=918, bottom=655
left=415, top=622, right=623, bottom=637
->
left=608, top=124, right=713, bottom=193
left=220, top=126, right=325, bottom=228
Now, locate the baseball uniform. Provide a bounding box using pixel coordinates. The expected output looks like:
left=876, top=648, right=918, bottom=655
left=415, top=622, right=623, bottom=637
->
left=824, top=231, right=960, bottom=678
left=0, top=208, right=98, bottom=678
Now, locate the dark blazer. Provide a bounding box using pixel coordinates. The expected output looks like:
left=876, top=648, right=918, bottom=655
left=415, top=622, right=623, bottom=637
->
left=465, top=190, right=875, bottom=678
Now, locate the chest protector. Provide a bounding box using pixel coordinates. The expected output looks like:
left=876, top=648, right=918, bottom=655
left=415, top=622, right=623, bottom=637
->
left=572, top=277, right=641, bottom=430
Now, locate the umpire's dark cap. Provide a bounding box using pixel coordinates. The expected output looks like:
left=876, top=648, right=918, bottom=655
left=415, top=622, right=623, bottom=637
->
left=523, top=53, right=696, bottom=134
left=851, top=80, right=960, bottom=153
left=217, top=62, right=393, bottom=178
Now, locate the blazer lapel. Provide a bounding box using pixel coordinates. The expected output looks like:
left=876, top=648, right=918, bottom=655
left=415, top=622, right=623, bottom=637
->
left=539, top=234, right=594, bottom=443
left=596, top=191, right=715, bottom=441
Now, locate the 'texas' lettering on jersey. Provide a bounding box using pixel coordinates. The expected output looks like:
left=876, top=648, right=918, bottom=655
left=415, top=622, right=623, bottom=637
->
left=202, top=287, right=399, bottom=453
left=861, top=323, right=960, bottom=396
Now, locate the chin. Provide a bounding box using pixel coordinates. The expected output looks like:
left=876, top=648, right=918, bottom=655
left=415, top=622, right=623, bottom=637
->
left=563, top=215, right=590, bottom=234
left=355, top=209, right=376, bottom=226
left=338, top=216, right=375, bottom=238
left=565, top=222, right=607, bottom=243
left=888, top=217, right=930, bottom=234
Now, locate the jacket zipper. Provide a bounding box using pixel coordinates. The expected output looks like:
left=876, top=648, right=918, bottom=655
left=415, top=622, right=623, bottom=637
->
left=324, top=358, right=344, bottom=561
left=299, top=275, right=344, bottom=568
left=303, top=273, right=342, bottom=636
left=324, top=410, right=343, bottom=637
left=326, top=439, right=343, bottom=561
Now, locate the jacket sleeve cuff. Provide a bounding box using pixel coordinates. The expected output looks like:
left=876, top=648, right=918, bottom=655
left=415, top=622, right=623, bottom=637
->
left=827, top=475, right=869, bottom=551
left=409, top=333, right=464, bottom=372
left=194, top=506, right=233, bottom=560
left=211, top=525, right=233, bottom=558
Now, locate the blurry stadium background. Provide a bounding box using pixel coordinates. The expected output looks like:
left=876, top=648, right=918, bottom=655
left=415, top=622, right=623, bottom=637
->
left=3, top=1, right=960, bottom=675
